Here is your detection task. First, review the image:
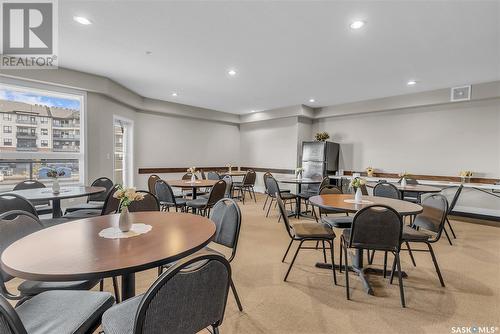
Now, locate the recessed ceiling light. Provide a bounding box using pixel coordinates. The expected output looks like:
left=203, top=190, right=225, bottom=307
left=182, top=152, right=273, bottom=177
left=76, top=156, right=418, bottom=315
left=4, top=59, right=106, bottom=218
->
left=171, top=92, right=178, bottom=97
left=228, top=69, right=237, bottom=76
left=73, top=16, right=92, bottom=25
left=350, top=20, right=365, bottom=30
left=145, top=51, right=153, bottom=55
left=407, top=80, right=417, bottom=86
left=251, top=110, right=256, bottom=113
left=309, top=98, right=315, bottom=103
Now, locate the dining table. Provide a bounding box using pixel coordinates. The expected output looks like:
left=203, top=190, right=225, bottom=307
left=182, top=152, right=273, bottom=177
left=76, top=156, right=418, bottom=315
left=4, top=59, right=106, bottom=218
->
left=222, top=170, right=247, bottom=177
left=0, top=211, right=216, bottom=300
left=166, top=179, right=217, bottom=199
left=3, top=186, right=106, bottom=218
left=278, top=177, right=322, bottom=218
left=309, top=193, right=423, bottom=295
left=366, top=182, right=441, bottom=201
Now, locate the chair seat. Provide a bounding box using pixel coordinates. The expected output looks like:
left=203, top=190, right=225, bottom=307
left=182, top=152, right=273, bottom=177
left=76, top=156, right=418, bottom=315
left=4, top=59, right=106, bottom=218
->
left=186, top=198, right=209, bottom=208
left=101, top=294, right=143, bottom=334
left=297, top=191, right=316, bottom=199
left=279, top=192, right=297, bottom=200
left=63, top=209, right=101, bottom=219
left=322, top=216, right=353, bottom=229
left=65, top=201, right=104, bottom=213
left=17, top=290, right=114, bottom=334
left=160, top=198, right=187, bottom=207
left=266, top=189, right=291, bottom=194
left=402, top=225, right=432, bottom=241
left=291, top=222, right=335, bottom=238
left=35, top=204, right=53, bottom=216
left=18, top=279, right=100, bottom=296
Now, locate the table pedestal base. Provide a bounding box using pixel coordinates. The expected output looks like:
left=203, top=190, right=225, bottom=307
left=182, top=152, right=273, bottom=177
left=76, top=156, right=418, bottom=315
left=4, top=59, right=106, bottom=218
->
left=121, top=273, right=136, bottom=300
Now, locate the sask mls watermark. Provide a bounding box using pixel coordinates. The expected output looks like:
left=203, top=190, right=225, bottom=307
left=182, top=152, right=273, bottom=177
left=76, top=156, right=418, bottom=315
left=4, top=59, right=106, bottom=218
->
left=0, top=0, right=58, bottom=69
left=451, top=326, right=499, bottom=334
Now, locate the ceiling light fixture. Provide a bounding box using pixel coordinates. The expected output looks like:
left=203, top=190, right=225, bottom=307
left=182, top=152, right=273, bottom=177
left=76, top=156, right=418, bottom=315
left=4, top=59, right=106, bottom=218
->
left=407, top=80, right=417, bottom=86
left=73, top=16, right=92, bottom=25
left=228, top=69, right=237, bottom=76
left=145, top=51, right=153, bottom=55
left=309, top=98, right=315, bottom=103
left=350, top=20, right=365, bottom=30
left=171, top=92, right=178, bottom=97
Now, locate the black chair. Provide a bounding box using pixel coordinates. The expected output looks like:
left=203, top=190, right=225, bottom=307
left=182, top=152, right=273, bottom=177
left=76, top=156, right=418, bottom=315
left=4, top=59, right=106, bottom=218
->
left=399, top=177, right=419, bottom=203
left=373, top=182, right=401, bottom=199
left=300, top=176, right=331, bottom=216
left=341, top=205, right=406, bottom=307
left=440, top=184, right=463, bottom=245
left=63, top=185, right=120, bottom=219
left=264, top=176, right=296, bottom=220
left=101, top=252, right=231, bottom=334
left=276, top=195, right=337, bottom=286
left=207, top=171, right=221, bottom=180
left=155, top=180, right=187, bottom=212
left=233, top=169, right=257, bottom=204
left=262, top=172, right=290, bottom=211
left=0, top=211, right=104, bottom=302
left=0, top=290, right=114, bottom=334
left=147, top=174, right=161, bottom=195
left=65, top=177, right=114, bottom=213
left=186, top=180, right=226, bottom=216
left=13, top=180, right=52, bottom=216
left=399, top=194, right=448, bottom=287
left=126, top=191, right=160, bottom=212
left=222, top=174, right=233, bottom=198
left=181, top=173, right=207, bottom=198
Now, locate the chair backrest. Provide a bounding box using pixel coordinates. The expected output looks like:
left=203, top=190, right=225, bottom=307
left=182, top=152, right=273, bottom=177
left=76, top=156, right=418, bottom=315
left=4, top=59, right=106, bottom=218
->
left=207, top=171, right=220, bottom=180
left=349, top=205, right=403, bottom=252
left=207, top=180, right=227, bottom=207
left=0, top=294, right=27, bottom=334
left=0, top=211, right=43, bottom=283
left=147, top=175, right=161, bottom=195
left=275, top=195, right=294, bottom=239
left=319, top=185, right=342, bottom=195
left=265, top=176, right=281, bottom=198
left=155, top=180, right=177, bottom=205
left=126, top=191, right=160, bottom=212
left=242, top=169, right=256, bottom=186
left=221, top=175, right=233, bottom=198
left=263, top=172, right=273, bottom=193
left=318, top=177, right=330, bottom=192
left=182, top=173, right=198, bottom=180
left=412, top=194, right=448, bottom=237
left=133, top=252, right=231, bottom=334
left=12, top=180, right=48, bottom=206
left=340, top=177, right=352, bottom=194
left=101, top=186, right=121, bottom=215
left=200, top=169, right=207, bottom=180
left=373, top=182, right=401, bottom=199
left=0, top=194, right=38, bottom=218
left=442, top=184, right=463, bottom=213
left=210, top=198, right=242, bottom=262
left=89, top=177, right=114, bottom=202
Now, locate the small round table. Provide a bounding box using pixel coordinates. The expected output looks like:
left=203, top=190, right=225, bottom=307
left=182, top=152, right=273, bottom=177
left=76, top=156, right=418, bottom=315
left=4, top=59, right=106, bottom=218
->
left=4, top=186, right=106, bottom=218
left=278, top=178, right=322, bottom=218
left=309, top=194, right=423, bottom=295
left=1, top=212, right=216, bottom=300
left=166, top=179, right=217, bottom=199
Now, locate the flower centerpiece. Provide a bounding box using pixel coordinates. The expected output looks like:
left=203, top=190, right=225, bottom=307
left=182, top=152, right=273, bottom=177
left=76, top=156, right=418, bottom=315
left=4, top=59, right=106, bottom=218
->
left=349, top=177, right=366, bottom=203
left=459, top=170, right=472, bottom=183
left=113, top=186, right=145, bottom=232
left=366, top=167, right=375, bottom=177
left=315, top=131, right=330, bottom=142
left=398, top=171, right=411, bottom=187
left=295, top=167, right=305, bottom=179
left=226, top=163, right=232, bottom=173
left=46, top=168, right=65, bottom=194
left=187, top=166, right=197, bottom=183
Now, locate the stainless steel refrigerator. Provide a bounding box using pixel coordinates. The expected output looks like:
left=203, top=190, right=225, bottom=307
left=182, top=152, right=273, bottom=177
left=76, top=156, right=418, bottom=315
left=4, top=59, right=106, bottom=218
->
left=300, top=141, right=340, bottom=191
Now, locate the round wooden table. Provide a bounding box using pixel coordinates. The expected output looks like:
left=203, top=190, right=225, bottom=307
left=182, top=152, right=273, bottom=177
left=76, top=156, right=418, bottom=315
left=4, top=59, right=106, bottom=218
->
left=1, top=212, right=216, bottom=300
left=166, top=179, right=217, bottom=199
left=278, top=178, right=322, bottom=218
left=4, top=186, right=106, bottom=218
left=222, top=171, right=247, bottom=177
left=309, top=194, right=423, bottom=295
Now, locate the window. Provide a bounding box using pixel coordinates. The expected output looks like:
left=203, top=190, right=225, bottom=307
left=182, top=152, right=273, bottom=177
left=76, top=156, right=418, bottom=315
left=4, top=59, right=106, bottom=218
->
left=0, top=83, right=85, bottom=190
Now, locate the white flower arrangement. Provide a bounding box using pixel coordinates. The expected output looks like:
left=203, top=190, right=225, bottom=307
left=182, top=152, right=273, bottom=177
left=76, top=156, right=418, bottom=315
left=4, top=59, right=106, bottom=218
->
left=113, top=186, right=145, bottom=209
left=349, top=177, right=366, bottom=189
left=459, top=170, right=473, bottom=177
left=187, top=166, right=196, bottom=174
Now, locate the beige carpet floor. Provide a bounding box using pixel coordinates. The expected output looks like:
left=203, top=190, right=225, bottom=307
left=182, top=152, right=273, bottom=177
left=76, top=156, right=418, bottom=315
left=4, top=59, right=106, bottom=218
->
left=7, top=193, right=500, bottom=333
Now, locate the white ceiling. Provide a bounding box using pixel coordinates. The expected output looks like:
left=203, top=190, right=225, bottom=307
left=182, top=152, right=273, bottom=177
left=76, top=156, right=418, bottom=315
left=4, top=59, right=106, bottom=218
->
left=60, top=1, right=500, bottom=114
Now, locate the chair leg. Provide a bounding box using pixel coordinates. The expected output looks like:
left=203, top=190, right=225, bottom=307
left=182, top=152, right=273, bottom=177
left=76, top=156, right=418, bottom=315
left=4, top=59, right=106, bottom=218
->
left=112, top=276, right=120, bottom=303
left=284, top=240, right=304, bottom=281
left=328, top=239, right=337, bottom=285
left=383, top=251, right=388, bottom=278
left=322, top=240, right=327, bottom=263
left=446, top=217, right=457, bottom=239
left=390, top=254, right=397, bottom=284
left=230, top=279, right=243, bottom=311
left=405, top=241, right=417, bottom=267
left=212, top=326, right=220, bottom=334
left=158, top=266, right=163, bottom=276
left=343, top=243, right=350, bottom=300
left=266, top=198, right=274, bottom=217
left=252, top=187, right=257, bottom=202
left=443, top=226, right=453, bottom=245
left=282, top=239, right=294, bottom=262
left=426, top=242, right=445, bottom=287
left=339, top=240, right=343, bottom=273
left=99, top=279, right=104, bottom=291
left=263, top=195, right=269, bottom=210
left=368, top=250, right=375, bottom=264
left=395, top=252, right=406, bottom=308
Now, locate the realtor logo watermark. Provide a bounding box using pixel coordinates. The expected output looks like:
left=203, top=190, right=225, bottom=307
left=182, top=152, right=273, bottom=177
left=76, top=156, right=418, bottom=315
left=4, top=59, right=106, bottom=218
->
left=0, top=0, right=58, bottom=69
left=451, top=326, right=499, bottom=333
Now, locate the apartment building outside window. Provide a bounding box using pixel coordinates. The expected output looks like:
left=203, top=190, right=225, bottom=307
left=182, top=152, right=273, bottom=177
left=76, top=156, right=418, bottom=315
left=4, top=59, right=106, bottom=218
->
left=3, top=125, right=11, bottom=133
